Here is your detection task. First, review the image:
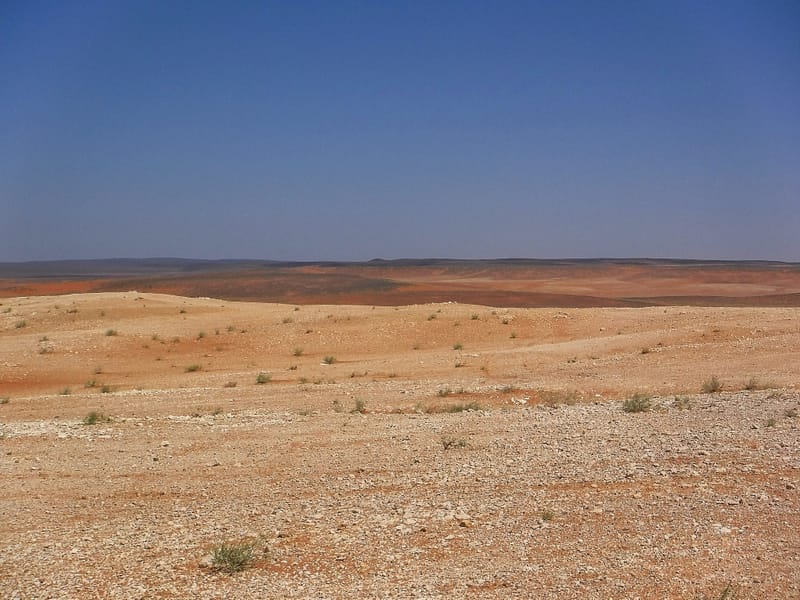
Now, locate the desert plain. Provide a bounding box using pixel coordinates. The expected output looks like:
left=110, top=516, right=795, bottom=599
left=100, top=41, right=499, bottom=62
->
left=1, top=260, right=799, bottom=599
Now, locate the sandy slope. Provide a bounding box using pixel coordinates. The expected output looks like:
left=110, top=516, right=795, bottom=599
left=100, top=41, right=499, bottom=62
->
left=1, top=292, right=798, bottom=598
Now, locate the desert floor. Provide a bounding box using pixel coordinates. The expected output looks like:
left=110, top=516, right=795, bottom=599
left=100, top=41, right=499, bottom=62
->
left=1, top=291, right=798, bottom=598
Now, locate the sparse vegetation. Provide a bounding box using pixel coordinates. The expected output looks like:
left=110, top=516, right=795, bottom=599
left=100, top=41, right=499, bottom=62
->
left=15, top=320, right=26, bottom=328
left=641, top=347, right=650, bottom=354
left=471, top=313, right=479, bottom=320
left=454, top=361, right=465, bottom=368
left=210, top=540, right=257, bottom=574
left=765, top=417, right=776, bottom=427
left=702, top=375, right=723, bottom=393
left=323, top=355, right=336, bottom=365
left=293, top=347, right=304, bottom=356
left=427, top=313, right=436, bottom=321
left=441, top=435, right=468, bottom=450
left=105, top=329, right=118, bottom=337
left=185, top=364, right=202, bottom=373
left=538, top=389, right=579, bottom=406
left=256, top=371, right=272, bottom=384
left=446, top=401, right=481, bottom=412
left=673, top=396, right=693, bottom=410
left=83, top=411, right=110, bottom=425
left=452, top=342, right=463, bottom=350
left=510, top=331, right=517, bottom=339
left=352, top=398, right=367, bottom=414
left=540, top=509, right=555, bottom=522
left=785, top=407, right=798, bottom=418
left=60, top=387, right=71, bottom=396
left=743, top=377, right=771, bottom=391
left=223, top=381, right=237, bottom=388
left=197, top=331, right=206, bottom=339
left=85, top=379, right=97, bottom=388
left=332, top=399, right=344, bottom=413
left=622, top=393, right=652, bottom=413
left=712, top=582, right=739, bottom=600
left=101, top=385, right=112, bottom=394
left=1, top=397, right=10, bottom=404
left=282, top=317, right=293, bottom=324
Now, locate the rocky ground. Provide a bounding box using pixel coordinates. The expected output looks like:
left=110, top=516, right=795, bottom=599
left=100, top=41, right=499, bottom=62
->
left=1, top=293, right=798, bottom=598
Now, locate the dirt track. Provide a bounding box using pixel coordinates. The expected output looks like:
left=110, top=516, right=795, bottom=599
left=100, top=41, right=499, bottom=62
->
left=1, top=292, right=798, bottom=598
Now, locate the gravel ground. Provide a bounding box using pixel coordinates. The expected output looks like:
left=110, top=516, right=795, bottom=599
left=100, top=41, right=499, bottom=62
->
left=2, top=389, right=798, bottom=599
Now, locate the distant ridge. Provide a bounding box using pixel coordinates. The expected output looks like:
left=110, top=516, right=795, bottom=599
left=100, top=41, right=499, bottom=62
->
left=1, top=257, right=797, bottom=279
left=1, top=258, right=799, bottom=307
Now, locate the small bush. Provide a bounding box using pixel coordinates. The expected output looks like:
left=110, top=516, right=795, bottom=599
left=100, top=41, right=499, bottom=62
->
left=223, top=381, right=237, bottom=388
left=702, top=376, right=723, bottom=393
left=256, top=371, right=272, bottom=384
left=101, top=385, right=112, bottom=394
left=441, top=436, right=468, bottom=450
left=785, top=407, right=798, bottom=418
left=0, top=397, right=10, bottom=404
left=538, top=389, right=579, bottom=406
left=765, top=417, right=776, bottom=427
left=452, top=342, right=463, bottom=350
left=540, top=509, right=555, bottom=522
left=60, top=387, right=71, bottom=396
left=323, top=355, right=336, bottom=365
left=622, top=393, right=652, bottom=413
left=210, top=540, right=256, bottom=574
left=185, top=364, right=202, bottom=373
left=197, top=331, right=206, bottom=339
left=470, top=313, right=479, bottom=320
left=105, top=329, right=118, bottom=337
left=427, top=313, right=436, bottom=321
left=673, top=396, right=692, bottom=410
left=83, top=411, right=110, bottom=425
left=293, top=347, right=304, bottom=357
left=447, top=401, right=481, bottom=412
left=282, top=317, right=293, bottom=324
left=352, top=398, right=367, bottom=414
left=510, top=332, right=517, bottom=339
left=15, top=320, right=26, bottom=328
left=332, top=399, right=344, bottom=413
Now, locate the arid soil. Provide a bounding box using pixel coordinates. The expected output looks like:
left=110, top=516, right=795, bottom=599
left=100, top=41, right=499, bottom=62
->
left=1, top=291, right=798, bottom=599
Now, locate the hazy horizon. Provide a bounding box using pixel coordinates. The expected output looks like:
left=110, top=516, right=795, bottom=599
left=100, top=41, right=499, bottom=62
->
left=2, top=2, right=798, bottom=262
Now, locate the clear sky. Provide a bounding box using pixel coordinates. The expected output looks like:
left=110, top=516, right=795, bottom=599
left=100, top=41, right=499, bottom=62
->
left=1, top=1, right=798, bottom=262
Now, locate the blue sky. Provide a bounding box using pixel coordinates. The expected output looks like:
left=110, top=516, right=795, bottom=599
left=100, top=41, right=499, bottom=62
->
left=1, top=1, right=798, bottom=262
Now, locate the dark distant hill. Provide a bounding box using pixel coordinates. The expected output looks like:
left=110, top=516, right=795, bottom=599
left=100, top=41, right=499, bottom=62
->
left=1, top=258, right=798, bottom=307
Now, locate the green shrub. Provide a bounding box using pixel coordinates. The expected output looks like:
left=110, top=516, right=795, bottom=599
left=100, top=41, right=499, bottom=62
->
left=83, top=411, right=110, bottom=425
left=105, top=329, right=118, bottom=337
left=323, top=355, right=336, bottom=365
left=622, top=393, right=652, bottom=413
left=210, top=540, right=256, bottom=574
left=185, top=364, right=202, bottom=373
left=256, top=371, right=272, bottom=384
